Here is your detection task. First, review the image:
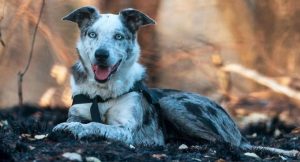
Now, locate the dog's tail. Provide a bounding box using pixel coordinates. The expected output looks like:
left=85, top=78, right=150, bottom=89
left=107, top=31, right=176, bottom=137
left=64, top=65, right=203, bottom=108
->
left=241, top=143, right=300, bottom=158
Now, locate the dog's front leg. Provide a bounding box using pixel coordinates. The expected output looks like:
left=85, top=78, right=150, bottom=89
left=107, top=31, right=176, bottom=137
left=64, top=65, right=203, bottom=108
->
left=53, top=92, right=143, bottom=144
left=66, top=104, right=92, bottom=122
left=52, top=104, right=92, bottom=133
left=53, top=122, right=135, bottom=144
left=78, top=122, right=134, bottom=144
left=52, top=122, right=85, bottom=137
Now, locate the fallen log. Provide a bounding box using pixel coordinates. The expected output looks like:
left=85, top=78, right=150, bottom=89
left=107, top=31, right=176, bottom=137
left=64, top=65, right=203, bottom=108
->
left=222, top=64, right=300, bottom=101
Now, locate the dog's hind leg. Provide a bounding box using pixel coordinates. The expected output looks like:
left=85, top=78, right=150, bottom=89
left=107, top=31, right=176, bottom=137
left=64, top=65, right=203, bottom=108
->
left=157, top=92, right=243, bottom=147
left=157, top=91, right=300, bottom=158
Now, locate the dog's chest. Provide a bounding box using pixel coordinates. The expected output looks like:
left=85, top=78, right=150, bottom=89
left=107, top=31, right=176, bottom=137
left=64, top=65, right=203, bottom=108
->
left=71, top=92, right=141, bottom=125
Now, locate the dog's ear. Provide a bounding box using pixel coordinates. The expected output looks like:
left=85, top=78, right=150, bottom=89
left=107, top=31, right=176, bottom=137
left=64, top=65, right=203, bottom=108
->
left=119, top=8, right=155, bottom=32
left=62, top=6, right=100, bottom=28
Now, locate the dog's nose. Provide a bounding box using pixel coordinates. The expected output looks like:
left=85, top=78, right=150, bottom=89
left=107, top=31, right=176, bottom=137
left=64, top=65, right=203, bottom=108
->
left=95, top=49, right=109, bottom=61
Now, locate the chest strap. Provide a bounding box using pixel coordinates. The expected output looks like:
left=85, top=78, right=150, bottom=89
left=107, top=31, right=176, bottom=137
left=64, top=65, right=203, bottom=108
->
left=72, top=80, right=159, bottom=123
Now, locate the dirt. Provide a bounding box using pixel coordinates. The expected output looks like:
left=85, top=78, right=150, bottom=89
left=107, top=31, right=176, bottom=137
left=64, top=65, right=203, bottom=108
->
left=0, top=104, right=299, bottom=162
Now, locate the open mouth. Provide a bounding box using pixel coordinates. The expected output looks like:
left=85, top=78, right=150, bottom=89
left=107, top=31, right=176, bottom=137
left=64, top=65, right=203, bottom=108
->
left=92, top=60, right=121, bottom=83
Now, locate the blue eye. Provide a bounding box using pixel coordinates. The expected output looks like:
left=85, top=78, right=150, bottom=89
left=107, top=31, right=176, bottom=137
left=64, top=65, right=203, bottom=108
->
left=88, top=32, right=97, bottom=38
left=114, top=33, right=124, bottom=40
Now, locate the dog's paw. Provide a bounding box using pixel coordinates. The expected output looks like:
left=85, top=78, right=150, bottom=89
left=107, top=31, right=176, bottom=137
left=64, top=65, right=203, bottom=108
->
left=77, top=130, right=97, bottom=139
left=77, top=123, right=104, bottom=140
left=52, top=122, right=85, bottom=139
left=52, top=122, right=74, bottom=132
left=52, top=122, right=68, bottom=132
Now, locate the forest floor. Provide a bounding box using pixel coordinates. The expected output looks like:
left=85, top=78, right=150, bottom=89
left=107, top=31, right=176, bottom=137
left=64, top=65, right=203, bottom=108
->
left=0, top=103, right=300, bottom=162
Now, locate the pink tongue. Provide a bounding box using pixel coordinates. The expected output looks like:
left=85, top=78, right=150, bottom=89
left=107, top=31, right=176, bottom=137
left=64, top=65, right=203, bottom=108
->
left=92, top=65, right=112, bottom=81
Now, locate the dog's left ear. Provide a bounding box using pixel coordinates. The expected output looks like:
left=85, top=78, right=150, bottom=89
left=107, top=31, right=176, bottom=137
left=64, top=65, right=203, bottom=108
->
left=62, top=6, right=100, bottom=29
left=119, top=8, right=155, bottom=32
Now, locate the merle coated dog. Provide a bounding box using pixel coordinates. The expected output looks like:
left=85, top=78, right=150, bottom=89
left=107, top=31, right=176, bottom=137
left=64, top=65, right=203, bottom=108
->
left=52, top=6, right=300, bottom=158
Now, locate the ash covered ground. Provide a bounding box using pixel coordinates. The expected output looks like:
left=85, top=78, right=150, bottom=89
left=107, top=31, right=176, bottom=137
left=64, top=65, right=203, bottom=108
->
left=0, top=105, right=299, bottom=162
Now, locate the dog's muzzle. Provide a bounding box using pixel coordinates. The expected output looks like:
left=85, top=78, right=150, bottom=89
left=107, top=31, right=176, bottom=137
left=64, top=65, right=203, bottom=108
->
left=92, top=60, right=121, bottom=83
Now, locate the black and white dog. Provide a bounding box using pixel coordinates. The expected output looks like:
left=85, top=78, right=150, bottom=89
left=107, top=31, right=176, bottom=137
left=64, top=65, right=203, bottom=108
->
left=52, top=6, right=299, bottom=158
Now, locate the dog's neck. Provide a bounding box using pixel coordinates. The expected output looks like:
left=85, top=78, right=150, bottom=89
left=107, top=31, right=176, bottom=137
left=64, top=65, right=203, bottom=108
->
left=70, top=61, right=145, bottom=100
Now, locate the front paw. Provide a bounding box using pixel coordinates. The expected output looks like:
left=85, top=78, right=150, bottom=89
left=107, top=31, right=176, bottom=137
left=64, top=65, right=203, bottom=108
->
left=52, top=122, right=84, bottom=138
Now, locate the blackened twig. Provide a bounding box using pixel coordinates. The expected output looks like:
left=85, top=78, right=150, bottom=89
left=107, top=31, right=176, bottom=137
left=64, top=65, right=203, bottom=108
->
left=18, top=0, right=45, bottom=105
left=0, top=30, right=5, bottom=47
left=0, top=0, right=6, bottom=47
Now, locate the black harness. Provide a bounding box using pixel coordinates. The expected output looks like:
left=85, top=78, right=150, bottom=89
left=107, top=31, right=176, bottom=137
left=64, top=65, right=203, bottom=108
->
left=71, top=80, right=159, bottom=123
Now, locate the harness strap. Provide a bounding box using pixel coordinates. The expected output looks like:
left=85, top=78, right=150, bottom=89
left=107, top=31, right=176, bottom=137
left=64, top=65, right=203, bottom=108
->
left=72, top=94, right=107, bottom=105
left=72, top=94, right=107, bottom=122
left=130, top=80, right=159, bottom=105
left=71, top=80, right=158, bottom=123
left=90, top=96, right=103, bottom=122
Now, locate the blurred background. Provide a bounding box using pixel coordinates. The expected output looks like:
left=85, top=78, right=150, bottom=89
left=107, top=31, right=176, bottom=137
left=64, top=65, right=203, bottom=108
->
left=0, top=0, right=300, bottom=126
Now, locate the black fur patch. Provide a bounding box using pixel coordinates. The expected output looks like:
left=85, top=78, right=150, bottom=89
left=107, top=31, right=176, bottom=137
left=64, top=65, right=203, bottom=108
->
left=176, top=96, right=189, bottom=101
left=197, top=117, right=219, bottom=135
left=119, top=9, right=155, bottom=33
left=184, top=102, right=203, bottom=116
left=143, top=108, right=151, bottom=125
left=207, top=106, right=218, bottom=117
left=142, top=104, right=157, bottom=126
left=72, top=62, right=87, bottom=84
left=63, top=6, right=100, bottom=30
left=183, top=101, right=219, bottom=134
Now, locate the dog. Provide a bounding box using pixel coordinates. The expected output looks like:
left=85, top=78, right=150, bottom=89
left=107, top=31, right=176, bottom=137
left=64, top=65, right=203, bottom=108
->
left=52, top=6, right=166, bottom=146
left=54, top=6, right=299, bottom=154
left=52, top=6, right=243, bottom=147
left=52, top=7, right=300, bottom=158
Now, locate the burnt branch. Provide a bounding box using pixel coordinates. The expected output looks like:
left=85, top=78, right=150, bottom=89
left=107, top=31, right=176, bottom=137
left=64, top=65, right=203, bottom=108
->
left=18, top=0, right=45, bottom=105
left=0, top=31, right=5, bottom=47
left=0, top=0, right=5, bottom=47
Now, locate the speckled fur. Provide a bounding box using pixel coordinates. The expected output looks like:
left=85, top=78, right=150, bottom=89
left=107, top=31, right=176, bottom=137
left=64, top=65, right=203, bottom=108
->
left=53, top=6, right=163, bottom=146
left=53, top=6, right=245, bottom=148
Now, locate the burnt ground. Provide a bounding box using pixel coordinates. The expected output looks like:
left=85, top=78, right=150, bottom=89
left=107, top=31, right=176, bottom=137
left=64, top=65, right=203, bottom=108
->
left=0, top=105, right=299, bottom=162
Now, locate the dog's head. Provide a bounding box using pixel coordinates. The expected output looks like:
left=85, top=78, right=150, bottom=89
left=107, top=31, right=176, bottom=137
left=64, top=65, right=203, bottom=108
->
left=63, top=6, right=155, bottom=83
